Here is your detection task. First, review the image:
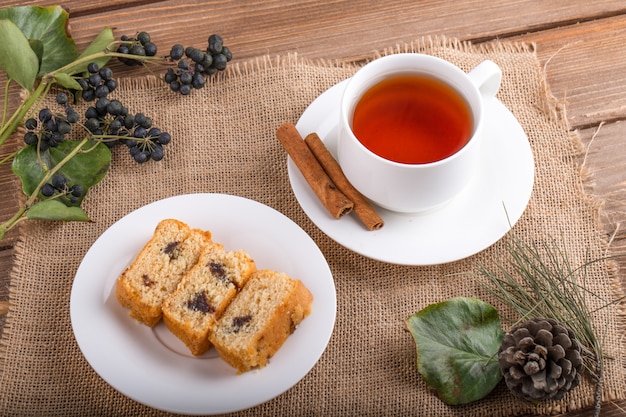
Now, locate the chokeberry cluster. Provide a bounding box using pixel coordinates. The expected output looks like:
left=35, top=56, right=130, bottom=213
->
left=116, top=31, right=158, bottom=65
left=23, top=92, right=80, bottom=151
left=82, top=96, right=171, bottom=163
left=164, top=34, right=232, bottom=95
left=24, top=62, right=172, bottom=164
left=77, top=63, right=118, bottom=102
left=40, top=173, right=84, bottom=204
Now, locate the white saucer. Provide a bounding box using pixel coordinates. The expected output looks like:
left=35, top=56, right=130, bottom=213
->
left=70, top=193, right=336, bottom=415
left=288, top=79, right=534, bottom=265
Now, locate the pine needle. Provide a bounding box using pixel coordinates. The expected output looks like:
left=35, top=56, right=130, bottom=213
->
left=476, top=232, right=624, bottom=417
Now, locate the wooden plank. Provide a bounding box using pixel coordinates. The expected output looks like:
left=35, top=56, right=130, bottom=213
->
left=576, top=121, right=626, bottom=287
left=0, top=0, right=162, bottom=17
left=577, top=120, right=626, bottom=232
left=19, top=0, right=626, bottom=65
left=513, top=14, right=626, bottom=129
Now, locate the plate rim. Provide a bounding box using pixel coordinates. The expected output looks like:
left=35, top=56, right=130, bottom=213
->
left=70, top=192, right=336, bottom=415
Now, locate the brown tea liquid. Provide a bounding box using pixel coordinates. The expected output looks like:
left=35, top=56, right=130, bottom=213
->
left=352, top=74, right=473, bottom=164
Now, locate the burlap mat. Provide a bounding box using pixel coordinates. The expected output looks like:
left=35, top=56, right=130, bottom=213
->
left=1, top=37, right=624, bottom=416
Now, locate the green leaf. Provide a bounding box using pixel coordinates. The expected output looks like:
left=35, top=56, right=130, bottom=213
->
left=26, top=199, right=90, bottom=221
left=54, top=72, right=82, bottom=90
left=72, top=27, right=114, bottom=74
left=0, top=19, right=39, bottom=90
left=28, top=38, right=44, bottom=66
left=405, top=297, right=504, bottom=405
left=12, top=140, right=111, bottom=207
left=0, top=5, right=78, bottom=76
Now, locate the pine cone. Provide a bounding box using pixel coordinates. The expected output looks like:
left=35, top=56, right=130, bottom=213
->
left=498, top=317, right=583, bottom=401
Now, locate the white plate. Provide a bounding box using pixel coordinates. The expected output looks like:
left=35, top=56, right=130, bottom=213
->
left=70, top=193, right=336, bottom=415
left=290, top=79, right=534, bottom=265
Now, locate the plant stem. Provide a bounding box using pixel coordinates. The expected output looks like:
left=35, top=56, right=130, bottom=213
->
left=0, top=137, right=90, bottom=237
left=0, top=205, right=26, bottom=241
left=0, top=80, right=50, bottom=148
left=2, top=78, right=10, bottom=127
left=593, top=360, right=602, bottom=417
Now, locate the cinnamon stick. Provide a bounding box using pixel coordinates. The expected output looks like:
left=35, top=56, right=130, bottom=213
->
left=304, top=132, right=384, bottom=230
left=276, top=123, right=353, bottom=219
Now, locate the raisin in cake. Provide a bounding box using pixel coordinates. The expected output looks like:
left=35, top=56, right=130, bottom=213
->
left=209, top=269, right=313, bottom=373
left=162, top=244, right=256, bottom=355
left=115, top=219, right=212, bottom=327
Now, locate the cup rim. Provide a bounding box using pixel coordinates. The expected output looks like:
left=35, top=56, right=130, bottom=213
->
left=340, top=53, right=485, bottom=168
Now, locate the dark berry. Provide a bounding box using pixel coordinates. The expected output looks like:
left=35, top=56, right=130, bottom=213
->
left=82, top=89, right=96, bottom=102
left=151, top=143, right=164, bottom=161
left=85, top=118, right=100, bottom=132
left=137, top=31, right=151, bottom=45
left=97, top=97, right=110, bottom=110
left=23, top=131, right=38, bottom=145
left=38, top=108, right=52, bottom=122
left=178, top=59, right=190, bottom=70
left=213, top=54, right=228, bottom=71
left=44, top=119, right=58, bottom=132
left=179, top=84, right=191, bottom=95
left=186, top=47, right=204, bottom=63
left=129, top=45, right=146, bottom=57
left=170, top=44, right=184, bottom=60
left=133, top=149, right=149, bottom=163
left=95, top=85, right=110, bottom=98
left=157, top=132, right=171, bottom=145
left=134, top=113, right=147, bottom=127
left=192, top=72, right=205, bottom=89
left=133, top=126, right=147, bottom=138
left=200, top=54, right=213, bottom=69
left=51, top=174, right=66, bottom=190
left=56, top=92, right=68, bottom=105
left=50, top=132, right=64, bottom=146
left=222, top=46, right=232, bottom=61
left=105, top=79, right=117, bottom=92
left=164, top=68, right=177, bottom=83
left=109, top=119, right=122, bottom=133
left=106, top=100, right=123, bottom=116
left=87, top=62, right=99, bottom=74
left=78, top=79, right=90, bottom=90
left=57, top=120, right=71, bottom=135
left=25, top=118, right=37, bottom=130
left=208, top=34, right=223, bottom=54
left=41, top=184, right=55, bottom=197
left=99, top=67, right=113, bottom=80
left=123, top=115, right=135, bottom=129
left=179, top=71, right=193, bottom=85
left=124, top=138, right=138, bottom=148
left=66, top=108, right=79, bottom=124
left=70, top=184, right=84, bottom=197
left=85, top=107, right=98, bottom=119
left=144, top=42, right=157, bottom=56
left=88, top=73, right=102, bottom=87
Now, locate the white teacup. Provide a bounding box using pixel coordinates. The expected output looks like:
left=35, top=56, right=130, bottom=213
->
left=337, top=53, right=502, bottom=213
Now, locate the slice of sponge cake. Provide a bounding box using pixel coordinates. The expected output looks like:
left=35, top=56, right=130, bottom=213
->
left=162, top=244, right=256, bottom=355
left=209, top=269, right=313, bottom=373
left=115, top=219, right=212, bottom=327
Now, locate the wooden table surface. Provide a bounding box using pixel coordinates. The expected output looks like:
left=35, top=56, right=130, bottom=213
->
left=0, top=1, right=624, bottom=416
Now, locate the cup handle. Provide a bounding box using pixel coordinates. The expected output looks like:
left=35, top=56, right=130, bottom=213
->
left=467, top=60, right=502, bottom=99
